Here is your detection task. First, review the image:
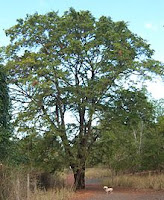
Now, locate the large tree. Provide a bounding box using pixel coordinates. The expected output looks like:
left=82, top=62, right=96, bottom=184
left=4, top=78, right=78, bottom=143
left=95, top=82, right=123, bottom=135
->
left=5, top=8, right=163, bottom=189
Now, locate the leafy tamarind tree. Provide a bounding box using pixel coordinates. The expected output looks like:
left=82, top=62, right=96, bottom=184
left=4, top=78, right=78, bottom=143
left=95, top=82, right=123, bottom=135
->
left=5, top=8, right=163, bottom=189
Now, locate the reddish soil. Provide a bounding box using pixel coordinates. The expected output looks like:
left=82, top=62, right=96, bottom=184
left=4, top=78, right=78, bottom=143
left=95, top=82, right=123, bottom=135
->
left=67, top=175, right=164, bottom=200
left=71, top=186, right=164, bottom=200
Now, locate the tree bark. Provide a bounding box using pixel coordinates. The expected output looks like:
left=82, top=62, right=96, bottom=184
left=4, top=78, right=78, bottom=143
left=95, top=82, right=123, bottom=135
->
left=73, top=165, right=85, bottom=190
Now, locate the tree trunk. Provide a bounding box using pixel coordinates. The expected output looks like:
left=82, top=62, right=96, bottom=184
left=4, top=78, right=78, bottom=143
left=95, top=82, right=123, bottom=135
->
left=72, top=165, right=85, bottom=190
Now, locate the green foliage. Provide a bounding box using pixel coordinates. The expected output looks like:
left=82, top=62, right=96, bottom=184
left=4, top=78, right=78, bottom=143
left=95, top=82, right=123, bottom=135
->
left=88, top=89, right=157, bottom=172
left=141, top=117, right=164, bottom=170
left=10, top=132, right=66, bottom=173
left=4, top=8, right=164, bottom=188
left=0, top=61, right=11, bottom=161
left=154, top=98, right=164, bottom=119
left=102, top=87, right=155, bottom=126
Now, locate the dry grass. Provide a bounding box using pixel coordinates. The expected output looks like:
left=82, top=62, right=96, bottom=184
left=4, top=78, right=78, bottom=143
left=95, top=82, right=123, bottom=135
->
left=86, top=167, right=112, bottom=179
left=103, top=173, right=164, bottom=190
left=85, top=168, right=164, bottom=190
left=0, top=166, right=74, bottom=200
left=29, top=188, right=74, bottom=200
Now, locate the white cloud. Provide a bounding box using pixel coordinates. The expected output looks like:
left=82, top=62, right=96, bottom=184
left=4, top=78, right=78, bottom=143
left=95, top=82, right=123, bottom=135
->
left=145, top=23, right=153, bottom=29
left=147, top=79, right=164, bottom=99
left=145, top=23, right=158, bottom=31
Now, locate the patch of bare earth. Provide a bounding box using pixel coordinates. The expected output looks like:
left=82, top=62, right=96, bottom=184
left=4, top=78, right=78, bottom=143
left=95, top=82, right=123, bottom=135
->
left=70, top=177, right=164, bottom=200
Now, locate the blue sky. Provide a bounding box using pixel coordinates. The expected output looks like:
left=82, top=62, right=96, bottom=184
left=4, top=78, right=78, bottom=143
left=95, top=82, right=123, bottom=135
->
left=0, top=0, right=164, bottom=99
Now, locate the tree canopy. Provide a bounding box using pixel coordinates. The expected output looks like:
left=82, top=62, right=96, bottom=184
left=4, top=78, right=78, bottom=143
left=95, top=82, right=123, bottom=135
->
left=5, top=8, right=164, bottom=189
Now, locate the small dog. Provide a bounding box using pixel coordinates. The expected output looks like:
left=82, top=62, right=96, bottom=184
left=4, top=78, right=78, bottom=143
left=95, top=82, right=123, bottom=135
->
left=103, top=186, right=113, bottom=194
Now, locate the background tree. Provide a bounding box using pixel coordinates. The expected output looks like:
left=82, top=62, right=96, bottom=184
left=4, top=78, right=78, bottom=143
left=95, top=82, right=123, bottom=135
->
left=0, top=47, right=11, bottom=162
left=11, top=131, right=66, bottom=173
left=138, top=98, right=164, bottom=171
left=141, top=114, right=164, bottom=171
left=154, top=98, right=164, bottom=119
left=88, top=88, right=155, bottom=172
left=5, top=8, right=163, bottom=189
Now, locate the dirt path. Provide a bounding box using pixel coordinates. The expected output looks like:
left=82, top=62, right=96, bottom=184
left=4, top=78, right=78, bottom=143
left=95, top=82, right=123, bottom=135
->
left=71, top=178, right=164, bottom=200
